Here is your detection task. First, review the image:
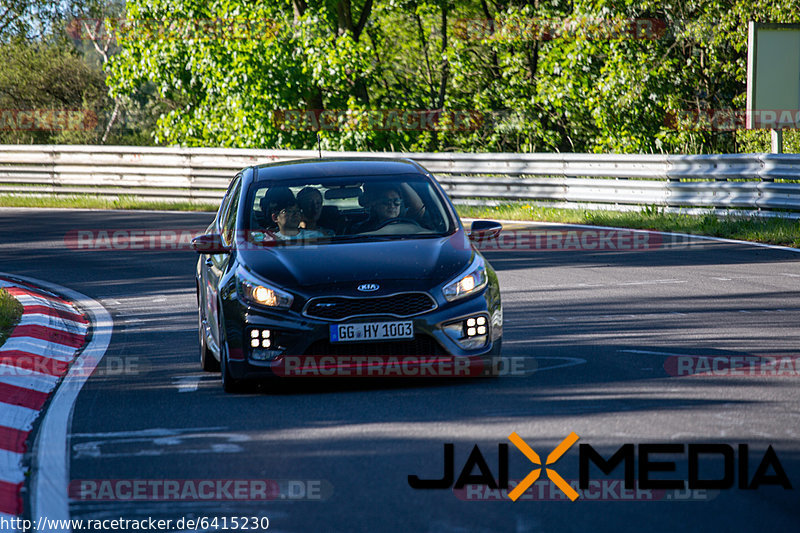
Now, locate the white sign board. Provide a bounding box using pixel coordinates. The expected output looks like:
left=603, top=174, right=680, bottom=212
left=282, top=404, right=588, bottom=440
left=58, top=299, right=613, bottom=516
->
left=746, top=22, right=800, bottom=129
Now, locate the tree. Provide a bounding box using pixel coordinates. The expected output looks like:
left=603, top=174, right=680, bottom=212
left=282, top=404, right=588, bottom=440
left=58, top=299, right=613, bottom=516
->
left=0, top=0, right=160, bottom=145
left=0, top=40, right=107, bottom=144
left=105, top=0, right=800, bottom=153
left=106, top=0, right=377, bottom=148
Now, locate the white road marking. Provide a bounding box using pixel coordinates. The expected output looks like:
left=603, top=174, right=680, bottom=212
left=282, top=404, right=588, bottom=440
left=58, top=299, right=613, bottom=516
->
left=523, top=279, right=687, bottom=290
left=70, top=427, right=227, bottom=439
left=72, top=431, right=249, bottom=459
left=619, top=349, right=691, bottom=356
left=619, top=279, right=686, bottom=286
left=532, top=356, right=587, bottom=371
left=173, top=376, right=200, bottom=393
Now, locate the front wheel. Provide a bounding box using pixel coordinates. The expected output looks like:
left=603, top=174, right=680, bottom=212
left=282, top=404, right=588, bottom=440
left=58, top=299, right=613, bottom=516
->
left=198, top=304, right=220, bottom=372
left=219, top=324, right=245, bottom=394
left=490, top=338, right=502, bottom=357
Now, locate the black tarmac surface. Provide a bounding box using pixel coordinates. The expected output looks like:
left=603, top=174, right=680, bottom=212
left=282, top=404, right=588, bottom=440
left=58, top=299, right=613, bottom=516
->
left=1, top=208, right=799, bottom=532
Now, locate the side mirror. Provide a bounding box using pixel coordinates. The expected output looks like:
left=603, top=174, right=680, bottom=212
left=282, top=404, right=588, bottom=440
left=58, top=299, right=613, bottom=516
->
left=191, top=234, right=229, bottom=254
left=468, top=220, right=502, bottom=241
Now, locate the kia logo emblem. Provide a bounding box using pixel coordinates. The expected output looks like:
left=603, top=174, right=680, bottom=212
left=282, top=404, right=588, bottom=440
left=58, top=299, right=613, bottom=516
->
left=357, top=283, right=380, bottom=292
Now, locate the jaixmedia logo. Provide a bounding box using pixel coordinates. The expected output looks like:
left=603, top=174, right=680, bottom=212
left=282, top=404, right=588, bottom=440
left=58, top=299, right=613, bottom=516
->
left=408, top=433, right=792, bottom=501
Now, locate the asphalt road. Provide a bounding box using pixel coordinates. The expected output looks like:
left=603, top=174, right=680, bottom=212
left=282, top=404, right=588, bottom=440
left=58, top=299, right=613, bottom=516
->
left=2, top=208, right=800, bottom=532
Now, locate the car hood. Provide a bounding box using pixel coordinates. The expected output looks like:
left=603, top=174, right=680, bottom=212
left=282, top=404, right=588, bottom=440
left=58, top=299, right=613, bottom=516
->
left=238, top=232, right=473, bottom=289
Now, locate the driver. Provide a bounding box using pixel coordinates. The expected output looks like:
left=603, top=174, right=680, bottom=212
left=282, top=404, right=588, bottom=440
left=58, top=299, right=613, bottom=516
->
left=352, top=183, right=404, bottom=233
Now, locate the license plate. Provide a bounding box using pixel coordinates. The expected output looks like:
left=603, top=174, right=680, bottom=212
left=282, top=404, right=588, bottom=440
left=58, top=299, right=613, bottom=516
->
left=330, top=321, right=414, bottom=342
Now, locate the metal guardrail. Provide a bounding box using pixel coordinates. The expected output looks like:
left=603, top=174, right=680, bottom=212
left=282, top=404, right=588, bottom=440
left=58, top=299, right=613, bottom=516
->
left=0, top=145, right=799, bottom=213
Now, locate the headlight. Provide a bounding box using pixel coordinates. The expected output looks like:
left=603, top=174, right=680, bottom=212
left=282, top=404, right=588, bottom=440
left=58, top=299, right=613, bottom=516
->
left=236, top=266, right=293, bottom=309
left=442, top=255, right=488, bottom=302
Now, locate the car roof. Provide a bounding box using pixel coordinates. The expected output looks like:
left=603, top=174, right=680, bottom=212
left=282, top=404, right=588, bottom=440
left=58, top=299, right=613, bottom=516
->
left=253, top=157, right=427, bottom=182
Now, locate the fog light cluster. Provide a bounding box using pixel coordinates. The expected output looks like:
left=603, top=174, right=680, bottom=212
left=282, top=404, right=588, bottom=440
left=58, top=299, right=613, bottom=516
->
left=465, top=316, right=487, bottom=337
left=249, top=328, right=272, bottom=349
left=247, top=327, right=284, bottom=361
left=443, top=315, right=489, bottom=350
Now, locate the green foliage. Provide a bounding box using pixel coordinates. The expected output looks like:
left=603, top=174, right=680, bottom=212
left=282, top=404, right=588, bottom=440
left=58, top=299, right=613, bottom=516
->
left=103, top=0, right=800, bottom=153
left=0, top=1, right=161, bottom=145
left=105, top=0, right=375, bottom=148
left=0, top=40, right=108, bottom=144
left=0, top=0, right=66, bottom=40
left=4, top=0, right=800, bottom=153
left=640, top=204, right=665, bottom=217
left=736, top=130, right=800, bottom=154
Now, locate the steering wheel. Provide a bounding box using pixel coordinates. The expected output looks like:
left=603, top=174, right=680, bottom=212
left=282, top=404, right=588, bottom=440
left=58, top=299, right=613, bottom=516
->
left=373, top=217, right=423, bottom=230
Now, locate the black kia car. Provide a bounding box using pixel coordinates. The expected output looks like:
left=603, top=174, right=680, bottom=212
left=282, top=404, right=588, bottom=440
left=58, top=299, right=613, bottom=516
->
left=192, top=158, right=503, bottom=392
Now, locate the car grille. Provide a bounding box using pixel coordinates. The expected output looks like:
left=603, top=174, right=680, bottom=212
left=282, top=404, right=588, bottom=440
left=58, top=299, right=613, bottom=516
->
left=303, top=292, right=436, bottom=321
left=303, top=335, right=445, bottom=357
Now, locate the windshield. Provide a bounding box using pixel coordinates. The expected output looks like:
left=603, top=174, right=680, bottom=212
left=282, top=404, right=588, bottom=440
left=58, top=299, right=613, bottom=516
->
left=244, top=174, right=456, bottom=245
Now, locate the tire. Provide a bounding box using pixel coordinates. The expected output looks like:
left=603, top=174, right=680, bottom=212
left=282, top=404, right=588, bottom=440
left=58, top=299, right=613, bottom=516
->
left=480, top=339, right=503, bottom=378
left=219, top=318, right=245, bottom=393
left=490, top=338, right=502, bottom=357
left=198, top=305, right=220, bottom=372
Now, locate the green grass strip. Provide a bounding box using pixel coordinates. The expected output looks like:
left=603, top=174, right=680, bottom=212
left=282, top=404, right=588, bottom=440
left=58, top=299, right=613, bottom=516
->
left=0, top=288, right=23, bottom=349
left=0, top=194, right=216, bottom=212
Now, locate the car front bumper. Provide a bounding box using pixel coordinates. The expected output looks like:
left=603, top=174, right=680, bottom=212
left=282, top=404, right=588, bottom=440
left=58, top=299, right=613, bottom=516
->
left=221, top=288, right=502, bottom=381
